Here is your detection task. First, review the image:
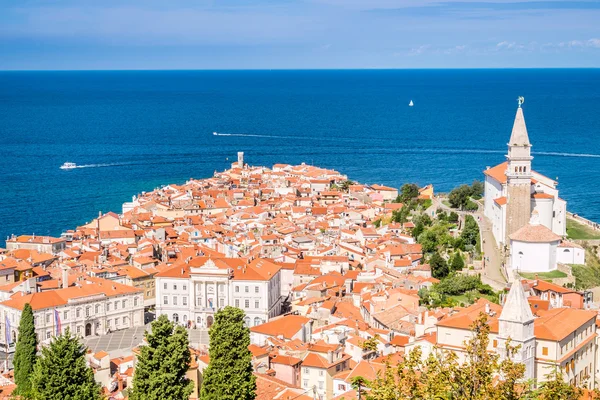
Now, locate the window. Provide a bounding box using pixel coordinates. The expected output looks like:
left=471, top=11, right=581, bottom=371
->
left=318, top=381, right=324, bottom=390
left=114, top=301, right=118, bottom=310
left=493, top=340, right=498, bottom=348
left=245, top=286, right=249, bottom=293
left=63, top=311, right=68, bottom=320
left=304, top=368, right=309, bottom=374
left=235, top=286, right=239, bottom=293
left=164, top=296, right=168, bottom=305
left=76, top=308, right=81, bottom=318
left=254, top=317, right=261, bottom=326
left=123, top=316, right=127, bottom=324
left=164, top=283, right=167, bottom=289
left=255, top=301, right=259, bottom=309
left=566, top=363, right=570, bottom=373
left=107, top=303, right=110, bottom=311
left=235, top=299, right=240, bottom=308
left=122, top=300, right=126, bottom=308
left=197, top=316, right=201, bottom=323
left=77, top=326, right=81, bottom=334
left=255, top=286, right=259, bottom=293
left=303, top=380, right=308, bottom=388
left=319, top=370, right=324, bottom=377
left=86, top=307, right=91, bottom=317
left=174, top=284, right=177, bottom=290
left=245, top=300, right=250, bottom=308
left=183, top=285, right=187, bottom=291
left=173, top=313, right=179, bottom=323
left=46, top=331, right=51, bottom=339
left=173, top=296, right=178, bottom=305
left=183, top=297, right=188, bottom=306
left=542, top=347, right=548, bottom=356
left=134, top=298, right=138, bottom=307
left=338, top=384, right=346, bottom=391
left=183, top=315, right=187, bottom=322
left=46, top=314, right=50, bottom=323
left=95, top=304, right=100, bottom=313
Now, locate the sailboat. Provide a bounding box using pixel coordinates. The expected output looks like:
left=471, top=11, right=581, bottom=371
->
left=409, top=100, right=414, bottom=107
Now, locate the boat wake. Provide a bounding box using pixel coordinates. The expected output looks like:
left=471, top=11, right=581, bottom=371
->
left=74, top=163, right=125, bottom=169
left=213, top=132, right=304, bottom=140
left=535, top=151, right=600, bottom=159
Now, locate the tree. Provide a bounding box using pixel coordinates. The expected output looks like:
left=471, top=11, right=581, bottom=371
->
left=13, top=303, right=38, bottom=399
left=30, top=329, right=101, bottom=400
left=200, top=307, right=256, bottom=400
left=451, top=252, right=465, bottom=271
left=533, top=369, right=582, bottom=399
left=350, top=376, right=370, bottom=400
left=448, top=184, right=472, bottom=209
left=340, top=180, right=354, bottom=192
left=448, top=211, right=459, bottom=223
left=461, top=215, right=481, bottom=250
left=399, top=183, right=420, bottom=203
left=430, top=252, right=449, bottom=279
left=471, top=180, right=485, bottom=199
left=130, top=314, right=193, bottom=400
left=360, top=335, right=379, bottom=353
left=391, top=207, right=410, bottom=224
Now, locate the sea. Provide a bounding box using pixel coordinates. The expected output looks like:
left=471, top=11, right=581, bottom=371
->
left=1, top=69, right=600, bottom=244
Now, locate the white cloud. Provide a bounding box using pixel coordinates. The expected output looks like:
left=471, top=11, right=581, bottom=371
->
left=408, top=44, right=431, bottom=55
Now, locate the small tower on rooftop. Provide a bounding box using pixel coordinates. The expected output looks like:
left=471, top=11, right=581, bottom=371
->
left=237, top=152, right=244, bottom=169
left=497, top=278, right=536, bottom=380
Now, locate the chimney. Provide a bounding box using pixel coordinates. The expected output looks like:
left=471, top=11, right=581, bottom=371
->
left=485, top=303, right=490, bottom=314
left=61, top=264, right=69, bottom=289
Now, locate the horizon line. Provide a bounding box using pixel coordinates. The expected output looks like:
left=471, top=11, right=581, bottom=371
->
left=1, top=67, right=599, bottom=72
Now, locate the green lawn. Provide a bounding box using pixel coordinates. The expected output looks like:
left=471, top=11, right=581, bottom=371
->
left=450, top=292, right=496, bottom=306
left=519, top=270, right=567, bottom=281
left=566, top=218, right=600, bottom=240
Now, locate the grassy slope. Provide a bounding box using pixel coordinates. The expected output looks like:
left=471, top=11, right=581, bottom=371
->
left=566, top=218, right=600, bottom=240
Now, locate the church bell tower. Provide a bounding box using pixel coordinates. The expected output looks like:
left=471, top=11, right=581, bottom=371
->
left=505, top=97, right=532, bottom=244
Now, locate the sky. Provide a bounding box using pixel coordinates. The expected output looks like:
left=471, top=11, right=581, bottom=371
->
left=1, top=0, right=600, bottom=69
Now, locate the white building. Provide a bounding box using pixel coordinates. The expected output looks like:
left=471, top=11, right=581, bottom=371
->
left=509, top=212, right=561, bottom=273
left=155, top=257, right=283, bottom=328
left=483, top=102, right=567, bottom=248
left=0, top=278, right=144, bottom=349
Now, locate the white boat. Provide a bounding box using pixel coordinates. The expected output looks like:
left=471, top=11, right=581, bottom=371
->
left=409, top=100, right=414, bottom=107
left=213, top=132, right=218, bottom=136
left=60, top=162, right=77, bottom=170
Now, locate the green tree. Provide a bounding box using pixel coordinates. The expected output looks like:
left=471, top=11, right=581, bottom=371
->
left=533, top=369, right=582, bottom=399
left=448, top=211, right=459, bottom=223
left=412, top=222, right=424, bottom=239
left=350, top=376, right=370, bottom=400
left=130, top=314, right=193, bottom=400
left=399, top=183, right=420, bottom=203
left=13, top=303, right=38, bottom=399
left=451, top=252, right=465, bottom=271
left=360, top=335, right=379, bottom=353
left=30, top=329, right=101, bottom=400
left=448, top=184, right=472, bottom=209
left=340, top=180, right=354, bottom=192
left=430, top=252, right=449, bottom=279
left=200, top=306, right=256, bottom=400
left=471, top=180, right=485, bottom=199
left=391, top=207, right=410, bottom=224
left=461, top=215, right=481, bottom=250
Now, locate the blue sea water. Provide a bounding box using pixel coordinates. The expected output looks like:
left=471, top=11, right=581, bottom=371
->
left=1, top=69, right=600, bottom=244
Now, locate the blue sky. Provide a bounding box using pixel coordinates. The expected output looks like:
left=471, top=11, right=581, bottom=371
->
left=1, top=0, right=599, bottom=69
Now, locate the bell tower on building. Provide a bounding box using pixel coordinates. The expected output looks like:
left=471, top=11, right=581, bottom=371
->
left=505, top=97, right=532, bottom=245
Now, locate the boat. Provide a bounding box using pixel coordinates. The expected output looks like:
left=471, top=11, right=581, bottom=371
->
left=409, top=100, right=414, bottom=107
left=60, top=162, right=77, bottom=170
left=213, top=132, right=218, bottom=136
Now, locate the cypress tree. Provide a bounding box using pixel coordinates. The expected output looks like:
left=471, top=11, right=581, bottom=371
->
left=451, top=252, right=465, bottom=271
left=130, top=314, right=193, bottom=400
left=30, top=328, right=101, bottom=400
left=13, top=303, right=38, bottom=398
left=200, top=306, right=256, bottom=400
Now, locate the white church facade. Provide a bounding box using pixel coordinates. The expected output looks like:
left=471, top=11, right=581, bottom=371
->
left=483, top=100, right=583, bottom=273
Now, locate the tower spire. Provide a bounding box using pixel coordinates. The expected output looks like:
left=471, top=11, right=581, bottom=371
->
left=509, top=97, right=530, bottom=147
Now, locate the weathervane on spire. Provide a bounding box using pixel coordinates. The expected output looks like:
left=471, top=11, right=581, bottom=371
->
left=517, top=96, right=525, bottom=108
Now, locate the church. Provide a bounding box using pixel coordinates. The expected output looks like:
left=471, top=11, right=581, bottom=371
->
left=483, top=99, right=584, bottom=273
